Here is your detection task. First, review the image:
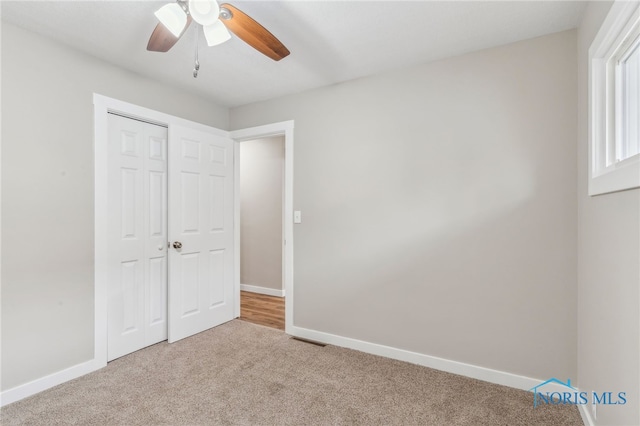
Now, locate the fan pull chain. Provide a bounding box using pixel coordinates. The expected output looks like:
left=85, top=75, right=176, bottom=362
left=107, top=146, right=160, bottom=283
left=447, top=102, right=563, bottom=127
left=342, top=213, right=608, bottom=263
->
left=193, top=26, right=200, bottom=78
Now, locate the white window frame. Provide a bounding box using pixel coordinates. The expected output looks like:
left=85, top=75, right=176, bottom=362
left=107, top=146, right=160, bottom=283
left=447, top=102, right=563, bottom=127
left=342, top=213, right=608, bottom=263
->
left=589, top=0, right=640, bottom=196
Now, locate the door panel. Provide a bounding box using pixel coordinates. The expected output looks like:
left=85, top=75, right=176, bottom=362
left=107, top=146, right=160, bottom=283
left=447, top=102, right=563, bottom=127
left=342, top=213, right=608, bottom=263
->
left=168, top=125, right=234, bottom=342
left=149, top=257, right=167, bottom=324
left=180, top=253, right=201, bottom=316
left=120, top=260, right=141, bottom=334
left=208, top=249, right=226, bottom=306
left=107, top=114, right=168, bottom=361
left=149, top=172, right=165, bottom=236
left=210, top=176, right=225, bottom=231
left=181, top=172, right=201, bottom=232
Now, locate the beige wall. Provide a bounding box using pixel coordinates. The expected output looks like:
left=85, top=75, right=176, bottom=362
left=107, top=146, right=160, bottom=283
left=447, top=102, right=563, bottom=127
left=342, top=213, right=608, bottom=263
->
left=577, top=2, right=640, bottom=425
left=240, top=137, right=284, bottom=292
left=1, top=22, right=228, bottom=391
left=230, top=30, right=578, bottom=381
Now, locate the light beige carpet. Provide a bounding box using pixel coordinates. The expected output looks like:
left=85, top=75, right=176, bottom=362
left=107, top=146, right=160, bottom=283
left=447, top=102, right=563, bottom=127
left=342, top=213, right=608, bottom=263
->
left=1, top=320, right=582, bottom=425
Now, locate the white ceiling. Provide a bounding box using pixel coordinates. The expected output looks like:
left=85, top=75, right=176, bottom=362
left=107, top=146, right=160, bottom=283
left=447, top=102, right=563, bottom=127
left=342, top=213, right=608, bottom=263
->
left=1, top=1, right=587, bottom=108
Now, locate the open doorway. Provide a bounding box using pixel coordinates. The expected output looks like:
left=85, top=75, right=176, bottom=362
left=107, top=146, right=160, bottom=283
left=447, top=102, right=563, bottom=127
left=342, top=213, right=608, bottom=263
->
left=231, top=121, right=294, bottom=334
left=238, top=136, right=285, bottom=330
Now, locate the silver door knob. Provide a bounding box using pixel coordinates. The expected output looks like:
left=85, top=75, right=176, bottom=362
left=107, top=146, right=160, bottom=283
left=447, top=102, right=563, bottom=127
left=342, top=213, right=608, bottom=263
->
left=173, top=241, right=182, bottom=249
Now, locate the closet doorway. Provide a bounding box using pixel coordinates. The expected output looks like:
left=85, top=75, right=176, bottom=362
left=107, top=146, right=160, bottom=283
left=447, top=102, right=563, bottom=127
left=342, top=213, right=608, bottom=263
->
left=96, top=95, right=236, bottom=363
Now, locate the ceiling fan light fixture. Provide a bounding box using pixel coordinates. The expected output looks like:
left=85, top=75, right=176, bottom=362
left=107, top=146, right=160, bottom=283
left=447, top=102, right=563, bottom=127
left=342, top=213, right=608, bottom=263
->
left=203, top=20, right=231, bottom=46
left=188, top=0, right=220, bottom=26
left=154, top=3, right=188, bottom=37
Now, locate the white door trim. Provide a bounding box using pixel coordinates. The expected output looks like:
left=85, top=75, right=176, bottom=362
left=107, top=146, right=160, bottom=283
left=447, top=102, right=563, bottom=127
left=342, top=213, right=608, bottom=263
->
left=230, top=121, right=294, bottom=333
left=93, top=93, right=230, bottom=366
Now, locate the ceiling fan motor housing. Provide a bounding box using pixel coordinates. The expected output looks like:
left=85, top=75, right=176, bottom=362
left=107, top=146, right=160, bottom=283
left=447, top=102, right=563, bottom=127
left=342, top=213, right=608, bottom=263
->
left=188, top=0, right=220, bottom=26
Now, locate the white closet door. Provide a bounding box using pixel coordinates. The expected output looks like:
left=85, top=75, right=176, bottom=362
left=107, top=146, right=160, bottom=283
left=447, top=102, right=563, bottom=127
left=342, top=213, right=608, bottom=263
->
left=167, top=124, right=234, bottom=343
left=107, top=114, right=168, bottom=361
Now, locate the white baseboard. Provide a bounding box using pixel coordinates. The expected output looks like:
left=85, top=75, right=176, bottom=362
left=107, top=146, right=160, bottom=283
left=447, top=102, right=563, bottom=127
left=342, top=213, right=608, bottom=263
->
left=240, top=284, right=285, bottom=297
left=289, top=325, right=572, bottom=395
left=0, top=358, right=104, bottom=407
left=579, top=404, right=595, bottom=426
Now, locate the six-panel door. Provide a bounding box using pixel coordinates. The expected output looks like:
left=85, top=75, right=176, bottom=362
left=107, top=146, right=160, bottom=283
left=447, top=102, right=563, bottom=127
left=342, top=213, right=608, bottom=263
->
left=107, top=114, right=168, bottom=361
left=167, top=124, right=235, bottom=343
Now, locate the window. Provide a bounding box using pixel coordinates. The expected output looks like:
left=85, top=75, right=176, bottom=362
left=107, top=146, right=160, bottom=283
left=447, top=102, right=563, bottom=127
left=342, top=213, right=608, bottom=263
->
left=589, top=1, right=640, bottom=195
left=618, top=34, right=640, bottom=160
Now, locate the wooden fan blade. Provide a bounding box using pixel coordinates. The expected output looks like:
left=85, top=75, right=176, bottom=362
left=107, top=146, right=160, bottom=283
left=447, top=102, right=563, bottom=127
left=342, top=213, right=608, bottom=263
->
left=220, top=4, right=289, bottom=61
left=147, top=16, right=192, bottom=52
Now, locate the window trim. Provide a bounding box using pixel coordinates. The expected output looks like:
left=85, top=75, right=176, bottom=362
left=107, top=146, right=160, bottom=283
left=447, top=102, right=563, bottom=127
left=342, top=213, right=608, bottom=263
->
left=589, top=0, right=640, bottom=196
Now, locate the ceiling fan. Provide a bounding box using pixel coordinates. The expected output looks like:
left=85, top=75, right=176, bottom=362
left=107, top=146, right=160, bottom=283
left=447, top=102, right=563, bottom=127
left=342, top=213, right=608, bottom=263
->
left=148, top=0, right=290, bottom=66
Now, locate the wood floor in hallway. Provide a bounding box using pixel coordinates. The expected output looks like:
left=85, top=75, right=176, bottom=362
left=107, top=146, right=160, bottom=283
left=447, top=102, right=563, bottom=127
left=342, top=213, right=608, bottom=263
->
left=239, top=291, right=285, bottom=330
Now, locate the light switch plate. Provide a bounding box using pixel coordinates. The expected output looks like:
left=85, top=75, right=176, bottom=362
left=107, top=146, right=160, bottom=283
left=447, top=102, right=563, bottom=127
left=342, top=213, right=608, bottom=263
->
left=294, top=211, right=302, bottom=224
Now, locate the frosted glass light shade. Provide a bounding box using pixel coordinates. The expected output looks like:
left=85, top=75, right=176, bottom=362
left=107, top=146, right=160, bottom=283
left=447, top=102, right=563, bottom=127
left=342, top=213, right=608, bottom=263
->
left=154, top=3, right=187, bottom=37
left=188, top=0, right=220, bottom=26
left=203, top=20, right=231, bottom=46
